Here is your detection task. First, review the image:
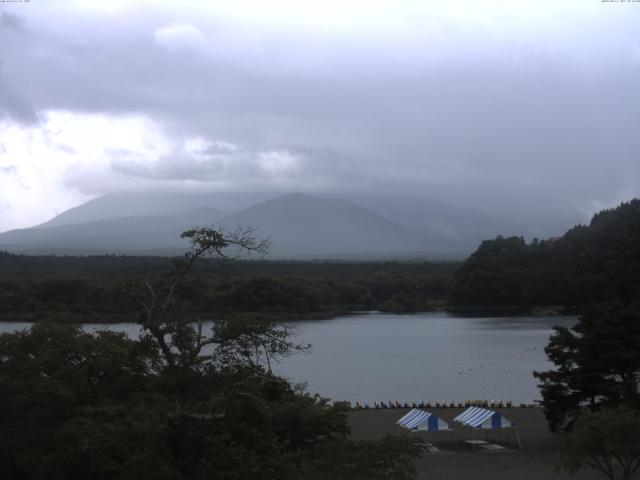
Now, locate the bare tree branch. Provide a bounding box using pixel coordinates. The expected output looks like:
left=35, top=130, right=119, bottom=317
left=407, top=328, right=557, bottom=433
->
left=122, top=225, right=273, bottom=369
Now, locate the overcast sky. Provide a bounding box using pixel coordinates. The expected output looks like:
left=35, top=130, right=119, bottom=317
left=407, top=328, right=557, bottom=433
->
left=0, top=0, right=639, bottom=232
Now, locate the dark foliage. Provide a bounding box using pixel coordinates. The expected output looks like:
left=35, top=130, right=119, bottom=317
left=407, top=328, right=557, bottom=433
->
left=450, top=199, right=640, bottom=308
left=0, top=322, right=423, bottom=480
left=534, top=299, right=640, bottom=432
left=0, top=253, right=455, bottom=321
left=558, top=407, right=640, bottom=480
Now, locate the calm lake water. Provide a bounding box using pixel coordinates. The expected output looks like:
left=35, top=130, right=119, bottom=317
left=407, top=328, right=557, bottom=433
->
left=0, top=312, right=575, bottom=404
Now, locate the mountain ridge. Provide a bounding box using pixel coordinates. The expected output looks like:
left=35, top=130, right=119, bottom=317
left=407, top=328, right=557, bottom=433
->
left=0, top=193, right=443, bottom=258
left=35, top=191, right=272, bottom=229
left=215, top=192, right=428, bottom=258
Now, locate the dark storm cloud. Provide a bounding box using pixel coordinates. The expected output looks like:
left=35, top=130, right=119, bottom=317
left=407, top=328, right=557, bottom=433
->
left=1, top=1, right=640, bottom=233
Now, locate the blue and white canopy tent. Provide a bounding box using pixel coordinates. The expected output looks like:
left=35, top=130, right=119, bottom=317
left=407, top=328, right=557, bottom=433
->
left=453, top=407, right=521, bottom=449
left=396, top=409, right=451, bottom=432
left=453, top=406, right=512, bottom=429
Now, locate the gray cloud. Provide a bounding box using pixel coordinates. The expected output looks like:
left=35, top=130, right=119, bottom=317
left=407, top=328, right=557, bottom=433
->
left=0, top=12, right=25, bottom=32
left=1, top=1, right=640, bottom=233
left=108, top=143, right=303, bottom=184
left=0, top=68, right=38, bottom=125
left=0, top=12, right=36, bottom=124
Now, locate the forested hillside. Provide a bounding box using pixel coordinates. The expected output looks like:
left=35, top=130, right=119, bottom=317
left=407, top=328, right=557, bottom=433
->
left=449, top=199, right=640, bottom=307
left=0, top=254, right=455, bottom=320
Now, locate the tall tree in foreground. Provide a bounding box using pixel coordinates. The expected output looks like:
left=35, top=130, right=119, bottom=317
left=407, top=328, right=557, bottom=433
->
left=0, top=227, right=424, bottom=480
left=558, top=407, right=640, bottom=480
left=124, top=226, right=273, bottom=369
left=534, top=299, right=640, bottom=432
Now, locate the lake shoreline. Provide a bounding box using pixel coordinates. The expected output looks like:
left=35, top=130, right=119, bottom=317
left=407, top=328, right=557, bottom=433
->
left=0, top=306, right=576, bottom=324
left=1, top=312, right=575, bottom=404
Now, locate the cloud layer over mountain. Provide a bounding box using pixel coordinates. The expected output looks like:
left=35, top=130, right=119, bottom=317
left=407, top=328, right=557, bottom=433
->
left=0, top=1, right=639, bottom=233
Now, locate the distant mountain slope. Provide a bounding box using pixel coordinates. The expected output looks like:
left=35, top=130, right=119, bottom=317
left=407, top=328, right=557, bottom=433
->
left=449, top=199, right=640, bottom=307
left=216, top=193, right=428, bottom=257
left=37, top=191, right=270, bottom=228
left=6, top=188, right=584, bottom=258
left=0, top=193, right=433, bottom=257
left=343, top=192, right=583, bottom=256
left=0, top=208, right=225, bottom=255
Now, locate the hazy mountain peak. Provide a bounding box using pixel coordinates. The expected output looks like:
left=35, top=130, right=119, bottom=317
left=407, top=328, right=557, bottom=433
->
left=0, top=190, right=489, bottom=258
left=35, top=191, right=268, bottom=230
left=37, top=192, right=209, bottom=229
left=215, top=193, right=426, bottom=258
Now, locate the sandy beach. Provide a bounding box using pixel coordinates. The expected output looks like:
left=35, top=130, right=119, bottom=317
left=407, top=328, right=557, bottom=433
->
left=348, top=408, right=602, bottom=480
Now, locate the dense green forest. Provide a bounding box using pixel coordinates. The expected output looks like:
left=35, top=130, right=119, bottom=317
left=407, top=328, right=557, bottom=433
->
left=0, top=253, right=455, bottom=321
left=449, top=199, right=640, bottom=308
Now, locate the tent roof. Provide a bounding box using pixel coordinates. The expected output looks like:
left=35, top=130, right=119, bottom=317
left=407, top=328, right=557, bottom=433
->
left=396, top=409, right=450, bottom=431
left=454, top=407, right=513, bottom=429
